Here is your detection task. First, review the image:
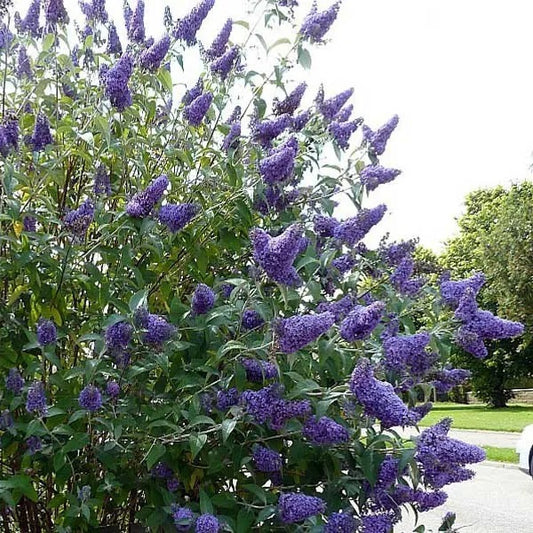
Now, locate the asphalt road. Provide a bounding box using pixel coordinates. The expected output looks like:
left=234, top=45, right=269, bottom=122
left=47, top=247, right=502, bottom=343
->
left=396, top=427, right=520, bottom=448
left=396, top=462, right=533, bottom=532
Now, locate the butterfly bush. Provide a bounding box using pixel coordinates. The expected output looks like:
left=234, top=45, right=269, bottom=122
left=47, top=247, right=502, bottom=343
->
left=0, top=0, right=524, bottom=531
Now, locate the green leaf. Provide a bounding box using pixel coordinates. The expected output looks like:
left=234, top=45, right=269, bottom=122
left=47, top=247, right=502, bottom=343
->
left=298, top=47, right=312, bottom=69
left=62, top=433, right=89, bottom=453
left=199, top=488, right=213, bottom=514
left=129, top=289, right=148, bottom=312
left=189, top=434, right=207, bottom=460
left=145, top=443, right=166, bottom=470
left=221, top=418, right=237, bottom=443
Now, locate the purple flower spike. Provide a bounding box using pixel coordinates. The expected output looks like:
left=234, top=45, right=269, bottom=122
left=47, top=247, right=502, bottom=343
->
left=191, top=283, right=215, bottom=315
left=195, top=513, right=219, bottom=533
left=303, top=416, right=350, bottom=445
left=184, top=92, right=213, bottom=127
left=173, top=506, right=194, bottom=531
left=276, top=311, right=335, bottom=353
left=174, top=0, right=215, bottom=46
left=139, top=35, right=170, bottom=72
left=274, top=83, right=307, bottom=116
left=31, top=113, right=53, bottom=152
left=6, top=368, right=25, bottom=395
left=278, top=492, right=326, bottom=524
left=17, top=47, right=32, bottom=80
left=26, top=381, right=48, bottom=416
left=37, top=318, right=57, bottom=346
left=105, top=321, right=132, bottom=352
left=259, top=138, right=298, bottom=185
left=251, top=224, right=307, bottom=286
left=329, top=118, right=363, bottom=149
left=102, top=54, right=134, bottom=111
left=94, top=164, right=111, bottom=196
left=142, top=313, right=175, bottom=347
left=63, top=199, right=94, bottom=239
left=363, top=115, right=399, bottom=156
left=26, top=435, right=42, bottom=455
left=45, top=0, right=69, bottom=28
left=241, top=310, right=264, bottom=330
left=158, top=203, right=199, bottom=233
left=107, top=23, right=122, bottom=55
left=360, top=165, right=402, bottom=191
left=332, top=254, right=356, bottom=274
left=292, top=109, right=311, bottom=131
left=340, top=301, right=385, bottom=342
left=80, top=0, right=108, bottom=23
left=252, top=114, right=292, bottom=148
left=319, top=88, right=354, bottom=121
left=78, top=385, right=103, bottom=412
left=440, top=272, right=485, bottom=308
left=432, top=368, right=471, bottom=394
left=106, top=380, right=120, bottom=398
left=334, top=205, right=387, bottom=246
left=383, top=332, right=431, bottom=375
left=210, top=45, right=239, bottom=80
left=126, top=175, right=169, bottom=218
left=253, top=445, right=282, bottom=473
left=206, top=18, right=232, bottom=60
left=16, top=0, right=41, bottom=38
left=316, top=294, right=356, bottom=323
left=240, top=358, right=278, bottom=382
left=216, top=388, right=240, bottom=410
left=127, top=0, right=145, bottom=43
left=222, top=121, right=241, bottom=152
left=23, top=216, right=37, bottom=232
left=300, top=1, right=341, bottom=43
left=325, top=512, right=358, bottom=533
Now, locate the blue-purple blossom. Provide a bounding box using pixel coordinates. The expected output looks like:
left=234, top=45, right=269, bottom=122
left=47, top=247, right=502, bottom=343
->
left=313, top=214, right=339, bottom=237
left=379, top=240, right=417, bottom=267
left=23, top=216, right=36, bottom=232
left=276, top=311, right=335, bottom=353
left=335, top=104, right=353, bottom=122
left=184, top=92, right=213, bottom=127
left=80, top=0, right=108, bottom=23
left=3, top=115, right=18, bottom=150
left=319, top=88, right=354, bottom=121
left=37, top=318, right=57, bottom=346
left=253, top=445, right=282, bottom=473
left=195, top=514, right=219, bottom=533
left=360, top=165, right=402, bottom=191
left=299, top=1, right=341, bottom=43
left=167, top=478, right=179, bottom=491
left=240, top=358, right=278, bottom=382
left=324, top=512, right=358, bottom=533
left=390, top=256, right=425, bottom=296
left=222, top=121, right=241, bottom=152
left=316, top=294, right=356, bottom=323
left=0, top=410, right=13, bottom=430
left=274, top=83, right=307, bottom=116
left=26, top=381, right=48, bottom=416
left=252, top=114, right=292, bottom=147
left=45, top=0, right=69, bottom=27
left=126, top=174, right=169, bottom=217
left=241, top=310, right=264, bottom=330
left=192, top=283, right=215, bottom=315
left=432, top=368, right=471, bottom=394
left=17, top=46, right=32, bottom=79
left=292, top=109, right=311, bottom=131
left=174, top=0, right=215, bottom=46
left=79, top=385, right=103, bottom=411
left=332, top=254, right=356, bottom=274
left=303, top=416, right=350, bottom=445
left=205, top=19, right=232, bottom=60
left=63, top=199, right=94, bottom=239
left=363, top=115, right=399, bottom=156
left=0, top=128, right=9, bottom=157
left=360, top=513, right=393, bottom=533
left=151, top=461, right=173, bottom=479
left=329, top=118, right=363, bottom=149
left=440, top=272, right=485, bottom=308
left=259, top=138, right=298, bottom=185
left=102, top=54, right=134, bottom=111
left=349, top=358, right=428, bottom=428
left=26, top=436, right=42, bottom=455
left=107, top=23, right=122, bottom=55
left=94, top=164, right=111, bottom=196
left=6, top=368, right=25, bottom=395
left=105, top=321, right=132, bottom=352
left=127, top=0, right=145, bottom=43
left=172, top=506, right=194, bottom=531
left=31, top=113, right=53, bottom=152
left=340, top=301, right=385, bottom=342
left=251, top=224, right=307, bottom=286
left=210, top=45, right=239, bottom=80
left=216, top=388, right=240, bottom=410
left=106, top=380, right=120, bottom=398
left=113, top=351, right=131, bottom=368
left=394, top=485, right=448, bottom=512
left=416, top=418, right=485, bottom=489
left=383, top=332, right=431, bottom=375
left=334, top=205, right=387, bottom=246
left=182, top=79, right=203, bottom=106
left=16, top=0, right=41, bottom=37
left=158, top=203, right=199, bottom=233
left=142, top=313, right=175, bottom=346
left=278, top=492, right=326, bottom=524
left=139, top=35, right=170, bottom=71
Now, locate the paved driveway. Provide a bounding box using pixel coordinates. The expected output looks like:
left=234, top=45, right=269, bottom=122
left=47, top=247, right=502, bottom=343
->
left=396, top=462, right=533, bottom=532
left=396, top=427, right=520, bottom=448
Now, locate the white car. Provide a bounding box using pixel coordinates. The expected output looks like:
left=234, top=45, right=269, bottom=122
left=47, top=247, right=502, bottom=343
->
left=516, top=424, right=533, bottom=475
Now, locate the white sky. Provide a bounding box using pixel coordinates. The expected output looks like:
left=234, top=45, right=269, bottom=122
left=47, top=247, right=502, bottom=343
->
left=16, top=0, right=533, bottom=251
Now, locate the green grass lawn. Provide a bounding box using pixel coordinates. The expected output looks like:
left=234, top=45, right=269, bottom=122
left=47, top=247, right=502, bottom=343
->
left=482, top=446, right=519, bottom=464
left=420, top=402, right=533, bottom=432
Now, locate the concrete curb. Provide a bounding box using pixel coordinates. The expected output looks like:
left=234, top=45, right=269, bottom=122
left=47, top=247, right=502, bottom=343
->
left=483, top=460, right=520, bottom=470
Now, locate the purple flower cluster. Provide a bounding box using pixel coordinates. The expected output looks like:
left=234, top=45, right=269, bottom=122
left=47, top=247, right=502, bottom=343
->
left=2, top=115, right=18, bottom=152
left=17, top=46, right=32, bottom=80
left=26, top=436, right=42, bottom=455
left=192, top=283, right=215, bottom=315
left=15, top=0, right=41, bottom=38
left=158, top=203, right=199, bottom=233
left=383, top=332, right=431, bottom=374
left=172, top=506, right=194, bottom=531
left=316, top=294, right=356, bottom=323
left=259, top=137, right=298, bottom=185
left=141, top=313, right=175, bottom=347
left=106, top=380, right=120, bottom=398
left=26, top=381, right=48, bottom=416
left=174, top=0, right=215, bottom=46
left=299, top=1, right=341, bottom=43
left=360, top=513, right=393, bottom=533
left=349, top=358, right=427, bottom=428
left=252, top=114, right=292, bottom=148
left=107, top=23, right=122, bottom=55
left=184, top=92, right=213, bottom=127
left=205, top=19, right=233, bottom=60
left=335, top=104, right=353, bottom=122
left=292, top=109, right=311, bottom=131
left=324, top=512, right=358, bottom=533
left=45, top=0, right=69, bottom=27
left=360, top=165, right=402, bottom=191
left=23, top=216, right=37, bottom=232
left=319, top=88, right=354, bottom=121
left=37, top=318, right=57, bottom=346
left=216, top=388, right=240, bottom=410
left=278, top=492, right=326, bottom=524
left=105, top=321, right=132, bottom=352
left=222, top=121, right=241, bottom=152
left=126, top=175, right=169, bottom=217
left=303, top=416, right=350, bottom=445
left=251, top=224, right=307, bottom=286
left=241, top=385, right=311, bottom=430
left=6, top=368, right=25, bottom=395
left=416, top=418, right=485, bottom=489
left=31, top=113, right=53, bottom=152
left=210, top=46, right=239, bottom=80
left=79, top=385, right=103, bottom=411
left=432, top=367, right=471, bottom=394
left=440, top=272, right=485, bottom=308
left=340, top=301, right=385, bottom=342
left=453, top=288, right=524, bottom=359
left=240, top=358, right=278, bottom=382
left=363, top=115, right=399, bottom=156
left=195, top=514, right=219, bottom=533
left=332, top=254, right=356, bottom=274
left=152, top=461, right=173, bottom=479
left=253, top=445, right=283, bottom=473
left=390, top=256, right=425, bottom=296
left=276, top=311, right=335, bottom=353
left=80, top=0, right=108, bottom=23
left=127, top=0, right=145, bottom=43
left=313, top=214, right=339, bottom=237
left=139, top=35, right=170, bottom=72
left=329, top=118, right=363, bottom=150
left=94, top=164, right=111, bottom=196
left=334, top=205, right=387, bottom=246
left=274, top=83, right=307, bottom=116
left=394, top=485, right=448, bottom=512
left=103, top=53, right=134, bottom=111
left=63, top=199, right=94, bottom=239
left=241, top=310, right=264, bottom=330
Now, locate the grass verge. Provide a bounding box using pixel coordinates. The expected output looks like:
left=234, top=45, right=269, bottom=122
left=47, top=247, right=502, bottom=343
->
left=482, top=446, right=519, bottom=464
